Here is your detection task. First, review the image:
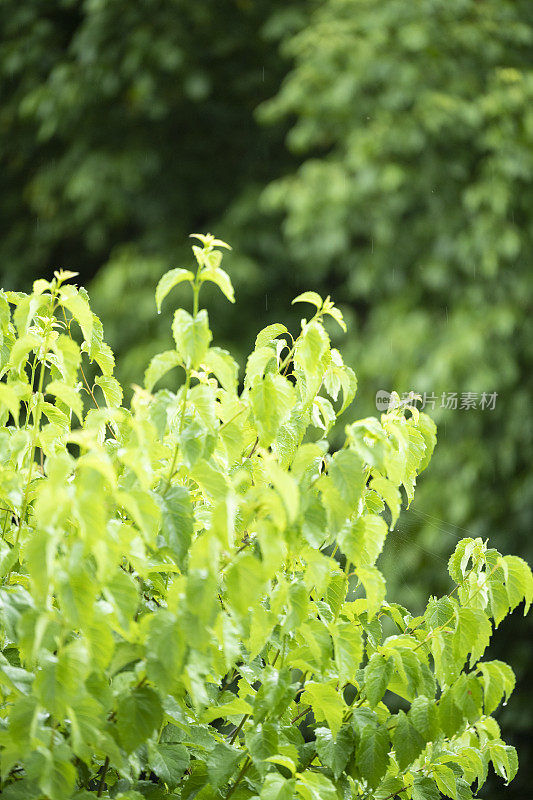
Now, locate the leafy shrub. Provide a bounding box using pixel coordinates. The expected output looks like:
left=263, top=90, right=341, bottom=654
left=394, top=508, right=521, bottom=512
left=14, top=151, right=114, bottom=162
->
left=0, top=235, right=531, bottom=799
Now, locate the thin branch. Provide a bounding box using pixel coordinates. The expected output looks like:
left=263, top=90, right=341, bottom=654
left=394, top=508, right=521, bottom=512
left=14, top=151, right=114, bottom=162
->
left=97, top=756, right=109, bottom=797
left=290, top=704, right=311, bottom=725
left=225, top=757, right=251, bottom=800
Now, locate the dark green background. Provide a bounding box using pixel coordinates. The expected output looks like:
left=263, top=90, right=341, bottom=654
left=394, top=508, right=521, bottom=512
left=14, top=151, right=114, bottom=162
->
left=1, top=2, right=531, bottom=797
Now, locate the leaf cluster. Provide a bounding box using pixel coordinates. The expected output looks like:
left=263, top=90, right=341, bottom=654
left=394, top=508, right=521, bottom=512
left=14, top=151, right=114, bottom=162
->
left=0, top=238, right=531, bottom=799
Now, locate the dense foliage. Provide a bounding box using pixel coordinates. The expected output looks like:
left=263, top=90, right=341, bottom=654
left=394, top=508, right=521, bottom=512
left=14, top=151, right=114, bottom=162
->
left=255, top=6, right=533, bottom=789
left=0, top=237, right=531, bottom=799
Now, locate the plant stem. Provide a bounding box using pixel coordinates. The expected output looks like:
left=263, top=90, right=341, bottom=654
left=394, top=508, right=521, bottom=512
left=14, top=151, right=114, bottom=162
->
left=162, top=278, right=200, bottom=495
left=225, top=757, right=250, bottom=800
left=290, top=704, right=311, bottom=725
left=229, top=713, right=249, bottom=745
left=15, top=293, right=56, bottom=542
left=97, top=756, right=109, bottom=797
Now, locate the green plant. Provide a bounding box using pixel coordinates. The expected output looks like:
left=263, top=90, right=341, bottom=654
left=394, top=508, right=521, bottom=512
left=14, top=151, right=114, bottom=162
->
left=0, top=235, right=531, bottom=800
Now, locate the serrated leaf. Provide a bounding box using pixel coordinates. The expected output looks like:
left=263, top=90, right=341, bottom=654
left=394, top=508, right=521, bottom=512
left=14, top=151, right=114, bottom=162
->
left=155, top=268, right=194, bottom=313
left=356, top=566, right=386, bottom=620
left=147, top=741, right=190, bottom=788
left=502, top=555, right=533, bottom=614
left=172, top=308, right=212, bottom=369
left=296, top=772, right=337, bottom=800
left=255, top=323, right=289, bottom=350
left=328, top=449, right=365, bottom=510
left=339, top=514, right=388, bottom=568
left=301, top=680, right=344, bottom=737
left=315, top=725, right=354, bottom=780
left=488, top=741, right=518, bottom=784
left=412, top=775, right=440, bottom=800
left=60, top=286, right=93, bottom=344
left=432, top=764, right=458, bottom=798
left=408, top=696, right=439, bottom=743
left=478, top=660, right=515, bottom=715
left=93, top=375, right=123, bottom=408
left=203, top=346, right=239, bottom=392
left=250, top=372, right=295, bottom=448
left=207, top=741, right=243, bottom=788
left=144, top=350, right=183, bottom=392
left=323, top=305, right=347, bottom=331
left=153, top=485, right=193, bottom=569
left=201, top=267, right=235, bottom=302
left=370, top=474, right=401, bottom=529
left=357, top=724, right=389, bottom=787
left=46, top=381, right=83, bottom=422
left=0, top=382, right=30, bottom=425
left=261, top=773, right=296, bottom=800
left=292, top=291, right=322, bottom=309
left=332, top=621, right=363, bottom=684
left=392, top=709, right=425, bottom=770
left=364, top=653, right=393, bottom=707
left=116, top=686, right=163, bottom=753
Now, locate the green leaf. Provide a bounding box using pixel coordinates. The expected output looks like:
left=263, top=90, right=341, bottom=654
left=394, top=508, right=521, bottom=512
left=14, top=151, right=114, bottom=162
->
left=0, top=382, right=30, bottom=425
left=488, top=741, right=518, bottom=784
left=154, top=485, right=193, bottom=569
left=315, top=725, right=354, bottom=779
left=439, top=687, right=464, bottom=738
left=502, top=555, right=533, bottom=614
left=201, top=266, right=235, bottom=302
left=478, top=660, right=515, bottom=715
left=155, top=267, right=194, bottom=313
left=147, top=741, right=190, bottom=788
left=296, top=773, right=337, bottom=800
left=339, top=514, right=388, bottom=568
left=45, top=380, right=83, bottom=422
left=250, top=372, right=295, bottom=448
left=225, top=552, right=267, bottom=620
left=145, top=610, right=186, bottom=692
left=392, top=709, right=425, bottom=770
left=323, top=304, right=347, bottom=332
left=332, top=621, right=363, bottom=684
left=144, top=350, right=183, bottom=392
left=203, top=346, right=239, bottom=392
left=425, top=596, right=456, bottom=630
left=301, top=680, right=344, bottom=737
left=116, top=686, right=163, bottom=753
left=103, top=568, right=139, bottom=630
left=454, top=607, right=492, bottom=667
left=8, top=332, right=40, bottom=373
left=408, top=696, right=439, bottom=743
left=253, top=668, right=295, bottom=725
left=356, top=723, right=389, bottom=787
left=412, top=775, right=440, bottom=800
left=0, top=654, right=34, bottom=695
left=255, top=323, right=289, bottom=350
left=33, top=747, right=77, bottom=800
left=432, top=764, right=458, bottom=799
left=172, top=308, right=212, bottom=369
left=292, top=291, right=322, bottom=309
left=207, top=741, right=243, bottom=788
left=356, top=566, right=386, bottom=620
left=261, top=773, right=296, bottom=800
left=364, top=653, right=393, bottom=707
left=328, top=449, right=365, bottom=510
left=59, top=285, right=93, bottom=344
left=416, top=413, right=437, bottom=472
left=94, top=375, right=123, bottom=407
left=370, top=475, right=401, bottom=529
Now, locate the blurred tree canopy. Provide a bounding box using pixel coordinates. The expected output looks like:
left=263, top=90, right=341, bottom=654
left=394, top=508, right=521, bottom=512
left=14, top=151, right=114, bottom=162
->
left=1, top=1, right=533, bottom=797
